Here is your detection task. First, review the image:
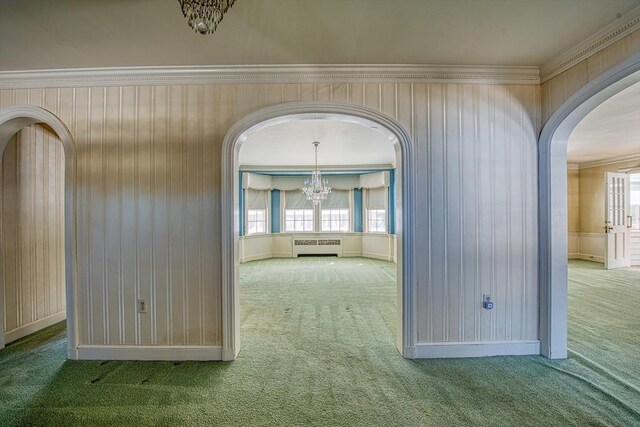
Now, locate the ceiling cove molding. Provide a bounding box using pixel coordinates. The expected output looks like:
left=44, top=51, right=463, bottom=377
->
left=0, top=64, right=540, bottom=89
left=578, top=153, right=640, bottom=169
left=540, top=5, right=640, bottom=83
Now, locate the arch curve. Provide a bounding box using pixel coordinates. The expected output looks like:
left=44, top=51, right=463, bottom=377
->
left=0, top=105, right=78, bottom=359
left=538, top=54, right=640, bottom=359
left=221, top=101, right=416, bottom=360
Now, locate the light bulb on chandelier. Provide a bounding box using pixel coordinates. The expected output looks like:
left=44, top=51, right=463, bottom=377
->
left=301, top=141, right=331, bottom=205
left=178, top=0, right=236, bottom=35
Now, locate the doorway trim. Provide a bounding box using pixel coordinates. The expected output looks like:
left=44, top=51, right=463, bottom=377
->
left=221, top=101, right=416, bottom=361
left=0, top=105, right=78, bottom=359
left=538, top=53, right=640, bottom=359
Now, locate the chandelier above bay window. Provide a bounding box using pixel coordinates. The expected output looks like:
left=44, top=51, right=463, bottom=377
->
left=301, top=141, right=331, bottom=205
left=178, top=0, right=236, bottom=35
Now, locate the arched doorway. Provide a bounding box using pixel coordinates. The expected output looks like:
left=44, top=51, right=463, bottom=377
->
left=0, top=105, right=78, bottom=360
left=538, top=54, right=640, bottom=359
left=221, top=101, right=415, bottom=361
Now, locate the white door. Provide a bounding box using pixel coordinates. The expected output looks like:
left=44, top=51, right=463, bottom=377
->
left=604, top=172, right=631, bottom=269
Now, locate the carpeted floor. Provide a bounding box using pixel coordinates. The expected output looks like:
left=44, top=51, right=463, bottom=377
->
left=0, top=257, right=638, bottom=426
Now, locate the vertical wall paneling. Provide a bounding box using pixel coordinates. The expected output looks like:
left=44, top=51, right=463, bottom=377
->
left=1, top=81, right=540, bottom=351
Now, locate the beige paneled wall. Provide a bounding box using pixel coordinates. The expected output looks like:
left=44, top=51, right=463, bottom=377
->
left=568, top=167, right=580, bottom=233
left=542, top=30, right=640, bottom=124
left=0, top=82, right=541, bottom=348
left=579, top=159, right=640, bottom=234
left=2, top=124, right=65, bottom=333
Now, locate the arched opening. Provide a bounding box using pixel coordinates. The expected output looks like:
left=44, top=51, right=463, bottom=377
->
left=221, top=102, right=415, bottom=361
left=538, top=54, right=640, bottom=359
left=0, top=105, right=78, bottom=360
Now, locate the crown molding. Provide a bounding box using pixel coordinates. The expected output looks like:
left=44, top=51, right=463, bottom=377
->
left=567, top=163, right=580, bottom=170
left=540, top=5, right=640, bottom=83
left=0, top=64, right=540, bottom=90
left=577, top=153, right=640, bottom=169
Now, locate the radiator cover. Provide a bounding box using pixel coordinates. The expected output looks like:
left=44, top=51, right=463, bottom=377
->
left=292, top=238, right=343, bottom=257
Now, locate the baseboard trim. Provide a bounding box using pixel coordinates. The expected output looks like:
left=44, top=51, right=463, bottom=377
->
left=342, top=251, right=362, bottom=257
left=76, top=345, right=223, bottom=361
left=4, top=311, right=66, bottom=344
left=413, top=340, right=540, bottom=358
left=240, top=253, right=272, bottom=262
left=574, top=253, right=605, bottom=263
left=362, top=251, right=395, bottom=262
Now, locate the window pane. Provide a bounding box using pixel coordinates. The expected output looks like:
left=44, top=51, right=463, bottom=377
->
left=304, top=220, right=313, bottom=231
left=295, top=210, right=303, bottom=220
left=256, top=210, right=265, bottom=220
left=286, top=210, right=294, bottom=220
left=256, top=223, right=265, bottom=233
left=286, top=220, right=294, bottom=231
left=322, top=210, right=330, bottom=220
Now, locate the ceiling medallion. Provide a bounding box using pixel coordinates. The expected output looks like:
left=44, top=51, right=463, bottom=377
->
left=301, top=141, right=331, bottom=205
left=179, top=0, right=236, bottom=35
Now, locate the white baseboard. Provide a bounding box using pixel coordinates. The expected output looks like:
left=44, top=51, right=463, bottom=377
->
left=4, top=311, right=66, bottom=344
left=271, top=252, right=293, bottom=258
left=413, top=340, right=540, bottom=358
left=362, top=251, right=395, bottom=262
left=76, top=345, right=223, bottom=361
left=222, top=347, right=239, bottom=361
left=240, top=253, right=272, bottom=262
left=572, top=253, right=605, bottom=263
left=342, top=251, right=362, bottom=257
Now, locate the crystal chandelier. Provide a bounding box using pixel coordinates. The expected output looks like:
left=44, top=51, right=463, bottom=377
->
left=301, top=141, right=331, bottom=205
left=178, top=0, right=236, bottom=35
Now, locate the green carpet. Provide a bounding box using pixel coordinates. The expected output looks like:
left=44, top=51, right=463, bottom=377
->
left=0, top=257, right=638, bottom=426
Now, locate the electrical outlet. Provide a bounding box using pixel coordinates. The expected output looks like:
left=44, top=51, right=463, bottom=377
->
left=138, top=299, right=148, bottom=314
left=483, top=294, right=494, bottom=310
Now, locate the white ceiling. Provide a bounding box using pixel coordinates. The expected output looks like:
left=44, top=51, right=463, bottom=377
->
left=238, top=119, right=396, bottom=169
left=0, top=0, right=638, bottom=71
left=567, top=79, right=640, bottom=164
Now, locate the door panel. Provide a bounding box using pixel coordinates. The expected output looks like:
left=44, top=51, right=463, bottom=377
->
left=605, top=172, right=631, bottom=269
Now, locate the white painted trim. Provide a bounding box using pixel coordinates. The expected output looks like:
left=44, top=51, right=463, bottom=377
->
left=578, top=153, right=640, bottom=169
left=0, top=64, right=540, bottom=90
left=538, top=53, right=640, bottom=360
left=361, top=252, right=395, bottom=262
left=222, top=102, right=416, bottom=361
left=567, top=163, right=580, bottom=170
left=579, top=232, right=607, bottom=238
left=572, top=254, right=605, bottom=263
left=76, top=345, right=223, bottom=361
left=3, top=311, right=67, bottom=344
left=240, top=253, right=272, bottom=263
left=240, top=164, right=394, bottom=172
left=0, top=105, right=78, bottom=359
left=540, top=5, right=640, bottom=82
left=413, top=340, right=541, bottom=359
left=341, top=251, right=362, bottom=257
